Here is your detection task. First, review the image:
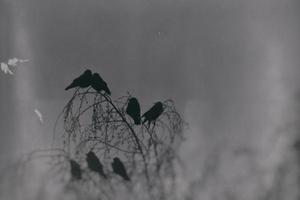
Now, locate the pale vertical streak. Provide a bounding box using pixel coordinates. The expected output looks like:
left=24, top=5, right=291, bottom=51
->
left=255, top=38, right=294, bottom=199
left=9, top=2, right=51, bottom=199
left=10, top=2, right=42, bottom=155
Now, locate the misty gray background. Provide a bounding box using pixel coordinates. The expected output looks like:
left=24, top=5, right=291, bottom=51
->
left=1, top=0, right=300, bottom=199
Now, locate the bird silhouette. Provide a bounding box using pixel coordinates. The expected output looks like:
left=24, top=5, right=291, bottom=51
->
left=69, top=159, right=82, bottom=180
left=65, top=69, right=93, bottom=90
left=112, top=157, right=130, bottom=181
left=86, top=151, right=107, bottom=178
left=91, top=73, right=111, bottom=95
left=142, top=102, right=164, bottom=127
left=126, top=97, right=141, bottom=125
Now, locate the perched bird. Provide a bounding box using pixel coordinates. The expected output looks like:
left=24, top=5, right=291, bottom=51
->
left=142, top=102, right=164, bottom=127
left=91, top=73, right=111, bottom=95
left=112, top=157, right=130, bottom=181
left=126, top=97, right=141, bottom=125
left=69, top=159, right=82, bottom=180
left=65, top=69, right=93, bottom=90
left=86, top=151, right=107, bottom=178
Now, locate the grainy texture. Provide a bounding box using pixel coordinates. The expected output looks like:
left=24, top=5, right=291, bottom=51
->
left=1, top=0, right=300, bottom=199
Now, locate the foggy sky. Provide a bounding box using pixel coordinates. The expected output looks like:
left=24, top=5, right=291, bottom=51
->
left=1, top=0, right=300, bottom=199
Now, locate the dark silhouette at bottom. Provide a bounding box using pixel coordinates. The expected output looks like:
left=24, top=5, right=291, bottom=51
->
left=112, top=157, right=130, bottom=181
left=70, top=159, right=82, bottom=180
left=86, top=151, right=107, bottom=179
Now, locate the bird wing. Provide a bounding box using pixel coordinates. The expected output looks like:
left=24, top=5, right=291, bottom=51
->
left=7, top=58, right=18, bottom=66
left=115, top=160, right=130, bottom=179
left=91, top=74, right=111, bottom=94
left=94, top=158, right=103, bottom=169
left=104, top=84, right=111, bottom=95
left=87, top=153, right=106, bottom=177
left=127, top=100, right=141, bottom=124
left=65, top=76, right=81, bottom=90
left=8, top=58, right=29, bottom=67
left=18, top=59, right=29, bottom=63
left=34, top=109, right=43, bottom=123
left=73, top=76, right=83, bottom=84
left=1, top=62, right=13, bottom=75
left=126, top=100, right=134, bottom=114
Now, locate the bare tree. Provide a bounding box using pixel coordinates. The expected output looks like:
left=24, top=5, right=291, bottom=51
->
left=51, top=87, right=185, bottom=199
left=0, top=77, right=186, bottom=200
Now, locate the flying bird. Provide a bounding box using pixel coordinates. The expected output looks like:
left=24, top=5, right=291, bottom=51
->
left=126, top=97, right=141, bottom=125
left=142, top=102, right=164, bottom=127
left=1, top=58, right=29, bottom=75
left=7, top=58, right=29, bottom=66
left=91, top=73, right=111, bottom=95
left=112, top=157, right=130, bottom=181
left=7, top=58, right=19, bottom=66
left=34, top=109, right=43, bottom=123
left=65, top=69, right=93, bottom=90
left=1, top=62, right=13, bottom=75
left=86, top=151, right=107, bottom=178
left=69, top=159, right=82, bottom=180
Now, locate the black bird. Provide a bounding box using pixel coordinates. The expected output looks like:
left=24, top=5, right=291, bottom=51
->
left=69, top=159, right=82, bottom=180
left=112, top=157, right=130, bottom=181
left=91, top=73, right=111, bottom=95
left=65, top=69, right=92, bottom=90
left=86, top=151, right=107, bottom=178
left=126, top=97, right=141, bottom=125
left=142, top=102, right=164, bottom=127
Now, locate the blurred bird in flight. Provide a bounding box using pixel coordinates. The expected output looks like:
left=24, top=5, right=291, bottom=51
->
left=7, top=58, right=29, bottom=66
left=65, top=69, right=93, bottom=90
left=112, top=157, right=130, bottom=181
left=1, top=58, right=29, bottom=75
left=34, top=109, right=43, bottom=123
left=126, top=97, right=141, bottom=125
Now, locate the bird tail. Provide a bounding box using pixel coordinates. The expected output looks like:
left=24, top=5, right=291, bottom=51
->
left=142, top=117, right=147, bottom=124
left=100, top=172, right=107, bottom=179
left=105, top=87, right=111, bottom=95
left=124, top=175, right=131, bottom=181
left=65, top=83, right=74, bottom=90
left=134, top=118, right=141, bottom=125
left=142, top=118, right=151, bottom=129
